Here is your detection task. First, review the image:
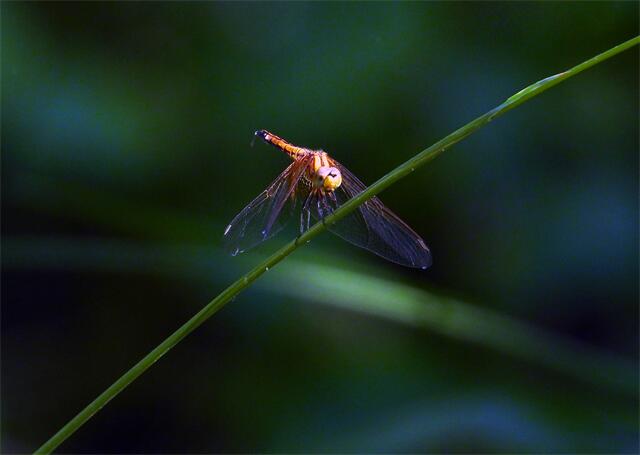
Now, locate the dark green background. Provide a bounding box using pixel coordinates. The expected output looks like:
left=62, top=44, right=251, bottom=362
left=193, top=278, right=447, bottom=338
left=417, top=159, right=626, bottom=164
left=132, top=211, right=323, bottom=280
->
left=2, top=2, right=638, bottom=453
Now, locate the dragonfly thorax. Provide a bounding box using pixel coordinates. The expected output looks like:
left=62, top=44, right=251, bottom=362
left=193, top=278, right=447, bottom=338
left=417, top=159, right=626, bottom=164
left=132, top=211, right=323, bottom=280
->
left=314, top=165, right=342, bottom=192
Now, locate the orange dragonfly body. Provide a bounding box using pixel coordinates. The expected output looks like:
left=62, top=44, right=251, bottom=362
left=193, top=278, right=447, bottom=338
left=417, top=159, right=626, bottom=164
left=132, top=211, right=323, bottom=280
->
left=223, top=130, right=432, bottom=269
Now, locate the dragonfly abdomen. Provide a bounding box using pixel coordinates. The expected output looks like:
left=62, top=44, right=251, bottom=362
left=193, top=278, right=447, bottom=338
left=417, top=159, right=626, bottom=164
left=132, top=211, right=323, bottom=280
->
left=255, top=129, right=307, bottom=160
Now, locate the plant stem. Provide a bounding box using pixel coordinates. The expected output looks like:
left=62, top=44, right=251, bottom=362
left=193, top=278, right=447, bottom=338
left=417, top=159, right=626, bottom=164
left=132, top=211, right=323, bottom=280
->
left=35, top=36, right=639, bottom=454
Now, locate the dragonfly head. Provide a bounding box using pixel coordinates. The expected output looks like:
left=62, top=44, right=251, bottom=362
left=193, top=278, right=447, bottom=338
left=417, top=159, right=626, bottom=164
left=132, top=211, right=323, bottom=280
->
left=316, top=166, right=342, bottom=192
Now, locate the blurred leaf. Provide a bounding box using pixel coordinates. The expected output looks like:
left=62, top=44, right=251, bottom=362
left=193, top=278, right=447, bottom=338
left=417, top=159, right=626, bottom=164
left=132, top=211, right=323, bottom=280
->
left=5, top=236, right=636, bottom=398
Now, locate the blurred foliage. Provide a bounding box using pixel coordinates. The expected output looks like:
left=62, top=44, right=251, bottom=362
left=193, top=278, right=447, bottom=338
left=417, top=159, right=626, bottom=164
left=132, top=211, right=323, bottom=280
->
left=2, top=2, right=638, bottom=453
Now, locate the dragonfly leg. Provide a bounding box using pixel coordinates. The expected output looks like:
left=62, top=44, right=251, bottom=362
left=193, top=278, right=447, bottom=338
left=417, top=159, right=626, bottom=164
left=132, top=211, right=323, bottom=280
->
left=329, top=191, right=338, bottom=209
left=317, top=192, right=336, bottom=227
left=301, top=193, right=312, bottom=233
left=316, top=197, right=327, bottom=227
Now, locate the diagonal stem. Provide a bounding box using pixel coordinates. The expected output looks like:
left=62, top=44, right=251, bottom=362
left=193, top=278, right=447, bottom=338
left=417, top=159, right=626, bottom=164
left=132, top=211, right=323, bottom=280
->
left=35, top=35, right=639, bottom=454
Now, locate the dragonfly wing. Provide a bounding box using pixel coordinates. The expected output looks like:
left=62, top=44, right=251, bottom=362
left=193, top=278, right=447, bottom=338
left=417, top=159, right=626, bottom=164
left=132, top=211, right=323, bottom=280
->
left=309, top=161, right=432, bottom=269
left=223, top=156, right=311, bottom=255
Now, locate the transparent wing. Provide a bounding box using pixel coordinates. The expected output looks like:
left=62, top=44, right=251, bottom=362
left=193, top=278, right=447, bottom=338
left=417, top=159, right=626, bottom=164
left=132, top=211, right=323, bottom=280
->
left=306, top=160, right=432, bottom=269
left=223, top=156, right=312, bottom=255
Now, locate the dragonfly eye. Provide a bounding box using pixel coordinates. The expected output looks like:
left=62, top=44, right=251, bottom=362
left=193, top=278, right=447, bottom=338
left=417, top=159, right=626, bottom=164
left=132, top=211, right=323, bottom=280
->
left=317, top=166, right=342, bottom=191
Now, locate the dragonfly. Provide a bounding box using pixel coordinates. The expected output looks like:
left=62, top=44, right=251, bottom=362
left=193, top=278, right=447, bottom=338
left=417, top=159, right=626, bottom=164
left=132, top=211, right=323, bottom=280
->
left=223, top=130, right=432, bottom=269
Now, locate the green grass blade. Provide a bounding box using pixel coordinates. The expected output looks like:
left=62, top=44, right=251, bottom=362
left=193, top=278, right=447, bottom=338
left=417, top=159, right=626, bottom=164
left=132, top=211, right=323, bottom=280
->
left=34, top=36, right=639, bottom=454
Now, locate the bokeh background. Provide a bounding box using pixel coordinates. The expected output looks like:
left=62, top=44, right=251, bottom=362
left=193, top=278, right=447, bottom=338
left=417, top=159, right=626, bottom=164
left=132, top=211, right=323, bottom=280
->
left=2, top=2, right=638, bottom=453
